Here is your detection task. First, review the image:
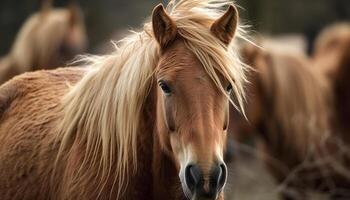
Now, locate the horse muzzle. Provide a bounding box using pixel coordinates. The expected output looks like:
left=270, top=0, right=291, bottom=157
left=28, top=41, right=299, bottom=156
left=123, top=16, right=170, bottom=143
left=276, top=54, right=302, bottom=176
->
left=181, top=162, right=227, bottom=200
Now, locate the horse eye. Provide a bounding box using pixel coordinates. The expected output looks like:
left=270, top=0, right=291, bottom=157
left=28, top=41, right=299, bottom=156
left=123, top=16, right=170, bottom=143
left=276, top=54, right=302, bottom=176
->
left=159, top=81, right=172, bottom=95
left=226, top=83, right=233, bottom=93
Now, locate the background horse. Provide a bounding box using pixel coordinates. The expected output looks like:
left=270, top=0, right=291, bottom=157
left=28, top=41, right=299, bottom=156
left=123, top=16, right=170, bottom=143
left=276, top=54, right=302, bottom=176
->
left=0, top=0, right=87, bottom=84
left=228, top=42, right=350, bottom=199
left=0, top=0, right=248, bottom=199
left=313, top=23, right=350, bottom=143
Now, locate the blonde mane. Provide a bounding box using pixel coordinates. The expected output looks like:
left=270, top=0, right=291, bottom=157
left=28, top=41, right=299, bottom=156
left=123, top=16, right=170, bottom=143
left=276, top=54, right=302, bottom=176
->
left=55, top=0, right=248, bottom=197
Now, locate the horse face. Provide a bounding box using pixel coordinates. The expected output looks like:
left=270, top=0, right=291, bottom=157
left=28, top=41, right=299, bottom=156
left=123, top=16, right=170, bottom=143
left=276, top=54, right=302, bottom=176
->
left=152, top=4, right=240, bottom=199
left=155, top=40, right=229, bottom=200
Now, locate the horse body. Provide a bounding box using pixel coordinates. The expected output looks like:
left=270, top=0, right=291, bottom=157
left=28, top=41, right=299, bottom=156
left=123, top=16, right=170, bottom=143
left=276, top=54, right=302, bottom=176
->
left=0, top=1, right=248, bottom=199
left=0, top=44, right=210, bottom=200
left=0, top=68, right=84, bottom=199
left=0, top=2, right=86, bottom=85
left=0, top=67, right=158, bottom=199
left=230, top=42, right=350, bottom=199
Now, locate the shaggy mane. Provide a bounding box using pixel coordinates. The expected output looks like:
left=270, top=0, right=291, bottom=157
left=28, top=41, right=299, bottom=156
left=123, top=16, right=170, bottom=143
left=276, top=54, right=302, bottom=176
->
left=55, top=0, right=248, bottom=198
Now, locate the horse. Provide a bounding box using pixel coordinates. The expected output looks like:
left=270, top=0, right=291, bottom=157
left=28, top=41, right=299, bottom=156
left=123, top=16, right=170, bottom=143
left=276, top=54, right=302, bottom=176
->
left=228, top=42, right=350, bottom=200
left=0, top=0, right=87, bottom=85
left=313, top=23, right=350, bottom=141
left=0, top=0, right=249, bottom=199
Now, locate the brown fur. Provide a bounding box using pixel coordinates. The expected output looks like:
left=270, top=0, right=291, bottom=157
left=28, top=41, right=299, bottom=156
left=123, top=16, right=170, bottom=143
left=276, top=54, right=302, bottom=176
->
left=229, top=42, right=350, bottom=199
left=0, top=31, right=227, bottom=200
left=0, top=68, right=85, bottom=199
left=0, top=3, right=86, bottom=85
left=0, top=45, right=218, bottom=200
left=0, top=1, right=246, bottom=199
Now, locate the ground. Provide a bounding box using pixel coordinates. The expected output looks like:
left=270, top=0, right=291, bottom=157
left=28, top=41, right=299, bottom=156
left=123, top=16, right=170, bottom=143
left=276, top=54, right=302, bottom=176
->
left=225, top=146, right=328, bottom=200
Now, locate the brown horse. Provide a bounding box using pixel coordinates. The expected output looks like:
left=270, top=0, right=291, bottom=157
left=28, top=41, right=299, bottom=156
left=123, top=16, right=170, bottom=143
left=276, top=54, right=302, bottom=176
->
left=0, top=1, right=87, bottom=85
left=0, top=0, right=249, bottom=199
left=229, top=42, right=350, bottom=199
left=313, top=23, right=350, bottom=141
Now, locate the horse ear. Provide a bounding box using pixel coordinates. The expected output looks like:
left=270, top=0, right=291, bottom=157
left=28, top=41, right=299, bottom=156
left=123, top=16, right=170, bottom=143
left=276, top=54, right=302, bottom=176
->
left=152, top=4, right=177, bottom=49
left=211, top=5, right=239, bottom=45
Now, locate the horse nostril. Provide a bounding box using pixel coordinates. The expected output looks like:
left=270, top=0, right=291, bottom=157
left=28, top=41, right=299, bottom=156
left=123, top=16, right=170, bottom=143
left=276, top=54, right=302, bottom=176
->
left=183, top=163, right=227, bottom=198
left=185, top=164, right=201, bottom=191
left=210, top=163, right=227, bottom=192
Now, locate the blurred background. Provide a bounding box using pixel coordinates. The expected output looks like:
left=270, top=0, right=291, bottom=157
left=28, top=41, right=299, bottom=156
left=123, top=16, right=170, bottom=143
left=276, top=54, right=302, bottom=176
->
left=1, top=0, right=349, bottom=55
left=0, top=1, right=349, bottom=200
